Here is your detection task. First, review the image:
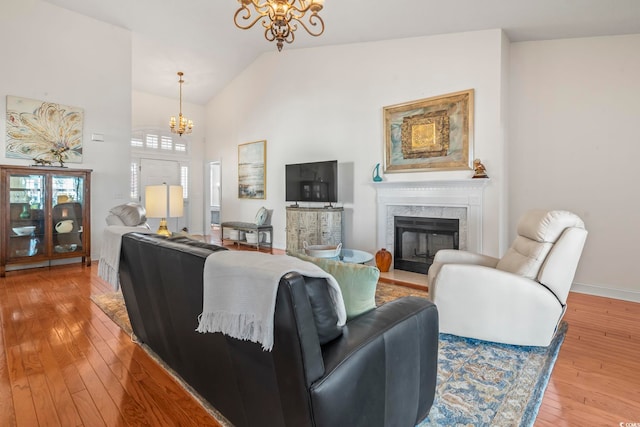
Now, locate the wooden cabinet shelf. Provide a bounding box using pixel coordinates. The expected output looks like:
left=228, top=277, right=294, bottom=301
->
left=1, top=165, right=92, bottom=277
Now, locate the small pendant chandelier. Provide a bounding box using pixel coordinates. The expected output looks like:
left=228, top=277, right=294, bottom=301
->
left=169, top=71, right=193, bottom=136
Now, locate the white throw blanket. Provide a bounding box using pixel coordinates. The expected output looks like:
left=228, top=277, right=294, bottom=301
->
left=196, top=251, right=346, bottom=351
left=98, top=226, right=154, bottom=290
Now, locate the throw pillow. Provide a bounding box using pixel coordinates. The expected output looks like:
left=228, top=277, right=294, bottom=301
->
left=295, top=253, right=379, bottom=320
left=304, top=277, right=343, bottom=344
left=109, top=203, right=147, bottom=227
left=255, top=207, right=269, bottom=226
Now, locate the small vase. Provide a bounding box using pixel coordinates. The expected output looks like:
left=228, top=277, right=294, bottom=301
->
left=375, top=248, right=392, bottom=272
left=19, top=205, right=30, bottom=219
left=372, top=163, right=383, bottom=182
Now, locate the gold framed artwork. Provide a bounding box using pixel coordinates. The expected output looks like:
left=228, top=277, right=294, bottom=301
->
left=238, top=140, right=266, bottom=199
left=383, top=89, right=473, bottom=172
left=6, top=95, right=84, bottom=163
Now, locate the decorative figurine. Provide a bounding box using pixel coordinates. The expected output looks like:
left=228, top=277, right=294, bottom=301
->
left=32, top=157, right=52, bottom=166
left=472, top=158, right=488, bottom=179
left=32, top=146, right=70, bottom=167
left=50, top=146, right=70, bottom=167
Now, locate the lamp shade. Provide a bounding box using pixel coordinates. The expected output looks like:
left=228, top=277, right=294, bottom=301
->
left=169, top=185, right=184, bottom=217
left=145, top=184, right=184, bottom=218
left=145, top=185, right=168, bottom=218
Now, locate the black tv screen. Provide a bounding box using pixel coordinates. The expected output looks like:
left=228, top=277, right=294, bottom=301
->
left=285, top=160, right=338, bottom=203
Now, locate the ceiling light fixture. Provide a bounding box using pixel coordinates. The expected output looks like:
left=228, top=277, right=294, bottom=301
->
left=169, top=71, right=193, bottom=137
left=234, top=0, right=325, bottom=52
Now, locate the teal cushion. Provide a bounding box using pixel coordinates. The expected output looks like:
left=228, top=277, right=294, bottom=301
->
left=295, top=253, right=379, bottom=320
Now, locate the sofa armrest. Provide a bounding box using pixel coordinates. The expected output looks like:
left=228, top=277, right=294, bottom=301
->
left=433, top=249, right=499, bottom=267
left=310, top=297, right=438, bottom=427
left=428, top=250, right=499, bottom=295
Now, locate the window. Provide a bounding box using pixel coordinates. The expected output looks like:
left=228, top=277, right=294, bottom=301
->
left=130, top=129, right=190, bottom=204
left=181, top=166, right=189, bottom=200
left=174, top=140, right=187, bottom=152
left=160, top=136, right=173, bottom=150
left=130, top=130, right=188, bottom=154
left=130, top=161, right=139, bottom=199
left=146, top=134, right=159, bottom=149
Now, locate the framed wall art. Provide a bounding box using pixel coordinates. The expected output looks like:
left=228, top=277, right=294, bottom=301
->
left=238, top=140, right=266, bottom=199
left=6, top=95, right=84, bottom=164
left=383, top=89, right=473, bottom=173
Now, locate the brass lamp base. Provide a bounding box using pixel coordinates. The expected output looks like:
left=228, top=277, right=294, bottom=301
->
left=156, top=218, right=171, bottom=236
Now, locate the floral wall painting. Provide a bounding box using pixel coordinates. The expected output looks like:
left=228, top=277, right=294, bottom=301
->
left=383, top=89, right=473, bottom=172
left=6, top=95, right=84, bottom=164
left=238, top=140, right=266, bottom=199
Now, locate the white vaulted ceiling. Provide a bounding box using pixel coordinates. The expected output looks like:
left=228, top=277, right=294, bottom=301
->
left=44, top=0, right=640, bottom=105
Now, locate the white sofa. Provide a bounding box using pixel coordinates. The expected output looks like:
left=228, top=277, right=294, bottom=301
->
left=99, top=203, right=153, bottom=288
left=428, top=209, right=588, bottom=346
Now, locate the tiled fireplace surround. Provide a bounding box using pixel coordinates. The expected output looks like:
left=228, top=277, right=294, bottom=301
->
left=374, top=180, right=488, bottom=271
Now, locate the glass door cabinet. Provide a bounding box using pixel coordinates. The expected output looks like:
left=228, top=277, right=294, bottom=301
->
left=1, top=165, right=92, bottom=277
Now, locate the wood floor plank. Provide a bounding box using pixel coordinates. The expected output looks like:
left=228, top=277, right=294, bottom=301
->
left=7, top=345, right=39, bottom=426
left=83, top=329, right=160, bottom=426
left=75, top=352, right=127, bottom=426
left=0, top=301, right=17, bottom=427
left=34, top=334, right=83, bottom=427
left=27, top=372, right=62, bottom=427
left=72, top=388, right=107, bottom=427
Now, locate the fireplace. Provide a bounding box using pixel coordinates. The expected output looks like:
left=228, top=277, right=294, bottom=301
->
left=374, top=179, right=488, bottom=274
left=394, top=216, right=459, bottom=274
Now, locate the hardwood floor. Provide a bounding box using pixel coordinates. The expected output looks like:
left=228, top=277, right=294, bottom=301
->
left=0, top=264, right=221, bottom=426
left=536, top=292, right=640, bottom=426
left=1, top=262, right=639, bottom=426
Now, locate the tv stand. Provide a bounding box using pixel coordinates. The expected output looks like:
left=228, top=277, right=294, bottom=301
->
left=286, top=206, right=343, bottom=254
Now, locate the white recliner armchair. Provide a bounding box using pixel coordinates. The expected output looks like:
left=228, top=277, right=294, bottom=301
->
left=428, top=209, right=588, bottom=346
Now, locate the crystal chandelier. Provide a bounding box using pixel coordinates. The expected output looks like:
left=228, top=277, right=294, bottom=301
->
left=234, top=0, right=325, bottom=52
left=169, top=72, right=193, bottom=137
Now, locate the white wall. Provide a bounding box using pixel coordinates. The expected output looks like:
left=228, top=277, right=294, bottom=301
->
left=509, top=34, right=640, bottom=300
left=205, top=29, right=508, bottom=255
left=132, top=91, right=207, bottom=234
left=0, top=0, right=132, bottom=256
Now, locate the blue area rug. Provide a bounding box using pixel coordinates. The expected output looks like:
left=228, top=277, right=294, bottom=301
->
left=417, top=321, right=567, bottom=427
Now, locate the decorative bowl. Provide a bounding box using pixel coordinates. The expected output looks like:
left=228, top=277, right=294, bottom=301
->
left=54, top=243, right=78, bottom=253
left=303, top=242, right=342, bottom=258
left=12, top=226, right=36, bottom=236
left=15, top=248, right=38, bottom=257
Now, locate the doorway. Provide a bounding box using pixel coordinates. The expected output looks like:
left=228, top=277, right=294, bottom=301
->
left=205, top=161, right=221, bottom=239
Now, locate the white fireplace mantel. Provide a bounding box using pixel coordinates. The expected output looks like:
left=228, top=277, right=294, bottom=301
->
left=374, top=179, right=489, bottom=258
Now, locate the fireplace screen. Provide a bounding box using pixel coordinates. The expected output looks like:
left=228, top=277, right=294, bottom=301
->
left=394, top=216, right=459, bottom=274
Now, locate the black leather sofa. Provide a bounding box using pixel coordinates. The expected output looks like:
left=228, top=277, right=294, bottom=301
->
left=118, top=233, right=439, bottom=427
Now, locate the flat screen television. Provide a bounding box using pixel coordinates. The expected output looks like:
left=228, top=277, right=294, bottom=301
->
left=285, top=160, right=338, bottom=204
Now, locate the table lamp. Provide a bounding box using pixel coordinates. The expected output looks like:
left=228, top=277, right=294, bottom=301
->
left=145, top=184, right=184, bottom=236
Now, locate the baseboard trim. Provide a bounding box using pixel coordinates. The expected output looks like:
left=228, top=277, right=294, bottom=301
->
left=571, top=282, right=640, bottom=303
